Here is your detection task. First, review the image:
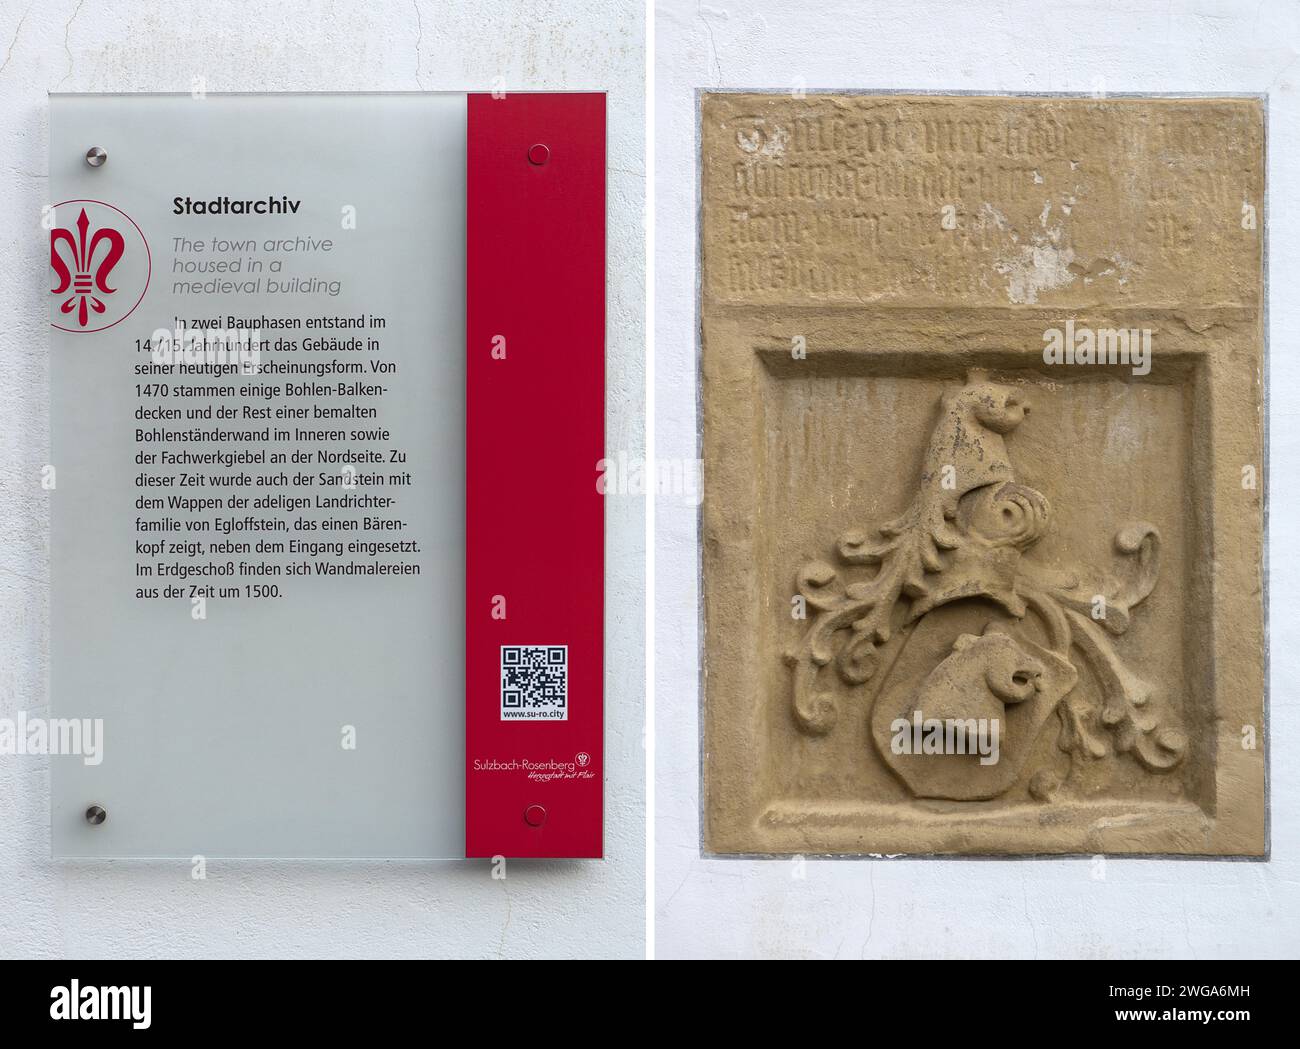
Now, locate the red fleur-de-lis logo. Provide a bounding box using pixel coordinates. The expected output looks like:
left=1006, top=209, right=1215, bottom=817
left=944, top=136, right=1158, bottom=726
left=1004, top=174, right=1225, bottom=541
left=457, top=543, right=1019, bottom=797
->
left=50, top=208, right=125, bottom=328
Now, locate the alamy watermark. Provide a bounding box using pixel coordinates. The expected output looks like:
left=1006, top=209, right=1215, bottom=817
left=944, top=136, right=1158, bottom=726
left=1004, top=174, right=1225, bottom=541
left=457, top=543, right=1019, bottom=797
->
left=0, top=712, right=103, bottom=765
left=597, top=451, right=702, bottom=506
left=149, top=325, right=263, bottom=374
left=889, top=711, right=1001, bottom=766
left=1043, top=320, right=1151, bottom=376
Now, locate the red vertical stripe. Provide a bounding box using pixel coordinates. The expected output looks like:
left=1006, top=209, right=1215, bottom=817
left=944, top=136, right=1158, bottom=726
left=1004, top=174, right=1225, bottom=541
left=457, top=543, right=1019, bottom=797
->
left=466, top=93, right=606, bottom=858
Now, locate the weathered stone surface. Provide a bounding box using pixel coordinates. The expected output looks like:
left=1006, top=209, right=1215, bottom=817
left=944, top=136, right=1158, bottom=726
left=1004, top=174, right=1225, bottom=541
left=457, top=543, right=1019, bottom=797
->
left=700, top=94, right=1265, bottom=856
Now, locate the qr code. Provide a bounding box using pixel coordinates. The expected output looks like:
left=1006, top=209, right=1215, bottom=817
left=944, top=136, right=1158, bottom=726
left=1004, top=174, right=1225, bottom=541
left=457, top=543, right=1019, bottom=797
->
left=501, top=645, right=568, bottom=721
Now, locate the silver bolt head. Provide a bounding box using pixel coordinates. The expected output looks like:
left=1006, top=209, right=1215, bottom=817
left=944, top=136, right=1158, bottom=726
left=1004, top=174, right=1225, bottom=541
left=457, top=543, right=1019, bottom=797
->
left=85, top=146, right=107, bottom=167
left=85, top=804, right=107, bottom=825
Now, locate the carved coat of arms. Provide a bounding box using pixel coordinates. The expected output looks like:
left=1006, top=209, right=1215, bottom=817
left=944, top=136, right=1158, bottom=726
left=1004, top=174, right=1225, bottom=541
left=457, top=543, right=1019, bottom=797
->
left=788, top=370, right=1186, bottom=801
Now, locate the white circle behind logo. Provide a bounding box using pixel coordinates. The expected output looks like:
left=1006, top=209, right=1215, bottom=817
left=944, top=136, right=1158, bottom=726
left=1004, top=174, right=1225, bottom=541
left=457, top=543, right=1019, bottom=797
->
left=49, top=199, right=151, bottom=333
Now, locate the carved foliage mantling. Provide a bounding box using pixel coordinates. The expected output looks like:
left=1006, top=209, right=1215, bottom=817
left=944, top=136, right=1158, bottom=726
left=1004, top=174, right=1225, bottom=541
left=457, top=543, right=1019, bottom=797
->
left=786, top=370, right=1186, bottom=801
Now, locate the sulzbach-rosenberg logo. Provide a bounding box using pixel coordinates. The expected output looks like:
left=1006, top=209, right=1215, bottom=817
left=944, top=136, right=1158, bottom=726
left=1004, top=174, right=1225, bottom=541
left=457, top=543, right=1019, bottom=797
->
left=49, top=199, right=151, bottom=333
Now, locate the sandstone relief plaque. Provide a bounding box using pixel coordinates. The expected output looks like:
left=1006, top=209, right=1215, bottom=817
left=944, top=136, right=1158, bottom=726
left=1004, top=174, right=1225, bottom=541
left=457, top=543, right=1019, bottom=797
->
left=700, top=94, right=1265, bottom=855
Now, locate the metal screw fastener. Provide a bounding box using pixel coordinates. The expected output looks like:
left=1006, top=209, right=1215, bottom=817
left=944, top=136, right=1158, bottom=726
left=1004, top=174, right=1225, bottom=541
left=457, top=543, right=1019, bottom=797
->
left=85, top=147, right=107, bottom=167
left=524, top=804, right=547, bottom=827
left=85, top=805, right=107, bottom=825
left=527, top=143, right=549, bottom=166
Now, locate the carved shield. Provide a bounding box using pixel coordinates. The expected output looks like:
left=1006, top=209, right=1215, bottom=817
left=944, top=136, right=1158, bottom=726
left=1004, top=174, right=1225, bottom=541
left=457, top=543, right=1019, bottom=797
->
left=870, top=603, right=1078, bottom=801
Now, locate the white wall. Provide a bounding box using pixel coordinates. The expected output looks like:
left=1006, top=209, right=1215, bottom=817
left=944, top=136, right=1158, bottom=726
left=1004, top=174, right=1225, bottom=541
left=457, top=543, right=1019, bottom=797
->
left=0, top=0, right=644, bottom=959
left=654, top=0, right=1300, bottom=958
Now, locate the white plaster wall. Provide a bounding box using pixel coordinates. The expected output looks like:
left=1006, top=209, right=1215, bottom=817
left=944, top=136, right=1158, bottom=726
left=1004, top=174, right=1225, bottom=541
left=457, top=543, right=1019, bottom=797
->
left=655, top=0, right=1300, bottom=958
left=0, top=0, right=645, bottom=959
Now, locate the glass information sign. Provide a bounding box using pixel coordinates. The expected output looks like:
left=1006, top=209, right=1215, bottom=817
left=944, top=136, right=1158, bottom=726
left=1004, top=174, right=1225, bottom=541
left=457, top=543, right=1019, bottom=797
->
left=49, top=93, right=605, bottom=859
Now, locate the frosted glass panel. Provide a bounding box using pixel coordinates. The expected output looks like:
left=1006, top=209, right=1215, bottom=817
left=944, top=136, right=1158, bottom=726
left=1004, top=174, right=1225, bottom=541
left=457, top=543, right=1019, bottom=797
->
left=49, top=94, right=466, bottom=857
